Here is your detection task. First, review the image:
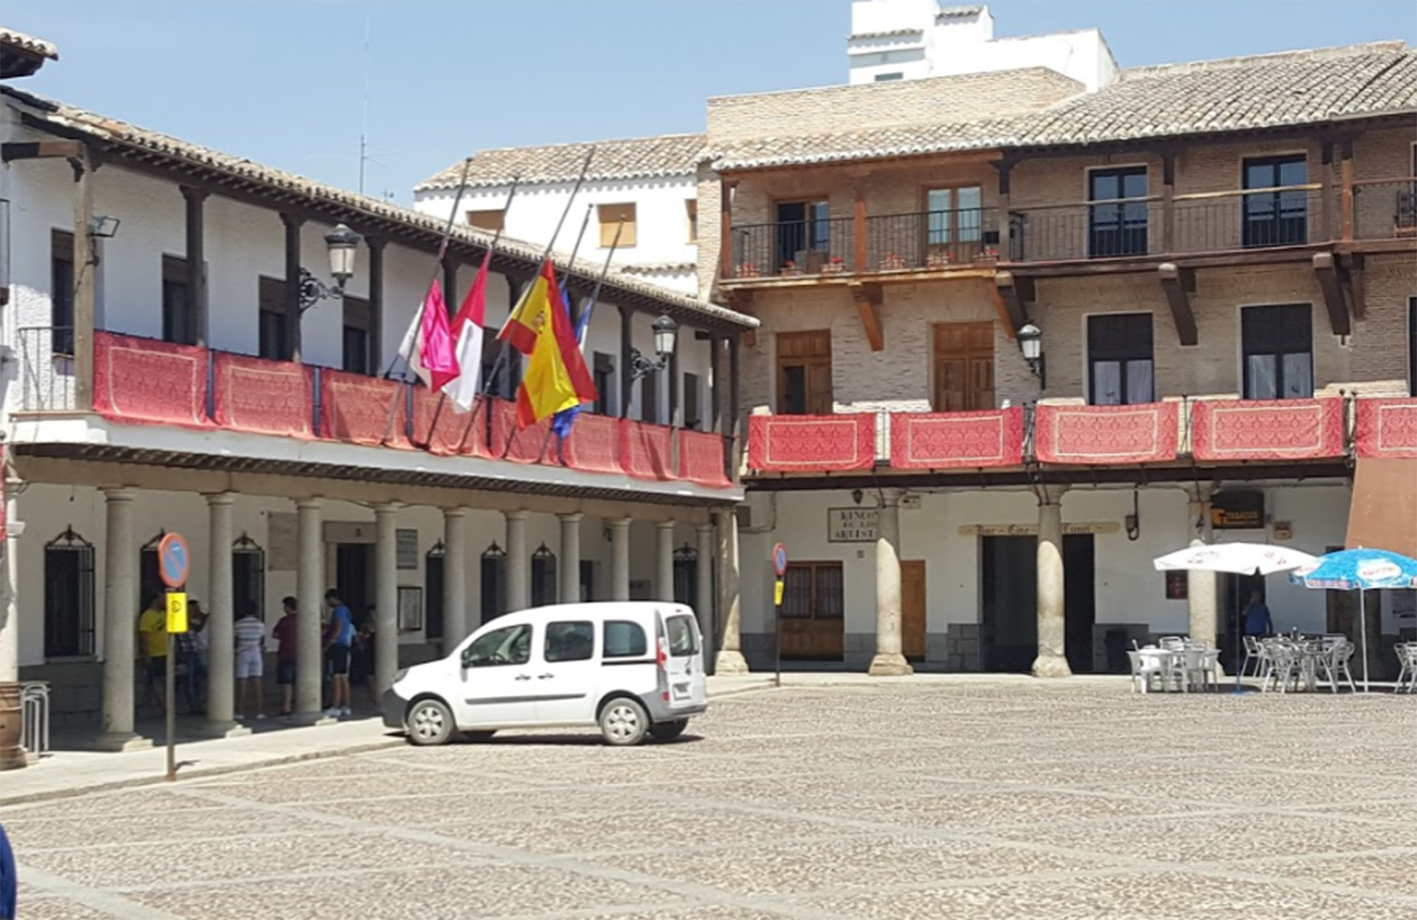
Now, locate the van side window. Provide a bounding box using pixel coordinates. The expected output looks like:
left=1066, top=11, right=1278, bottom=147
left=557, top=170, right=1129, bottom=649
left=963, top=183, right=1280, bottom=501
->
left=545, top=621, right=594, bottom=662
left=463, top=624, right=532, bottom=668
left=603, top=620, right=648, bottom=658
left=666, top=615, right=698, bottom=656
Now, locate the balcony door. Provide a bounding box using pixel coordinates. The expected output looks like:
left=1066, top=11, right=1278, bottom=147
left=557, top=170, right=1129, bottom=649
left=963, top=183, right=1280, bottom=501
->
left=1087, top=313, right=1154, bottom=405
left=1409, top=297, right=1416, bottom=397
left=1241, top=304, right=1312, bottom=399
left=779, top=561, right=844, bottom=661
left=926, top=186, right=983, bottom=262
left=1243, top=155, right=1307, bottom=247
left=777, top=330, right=833, bottom=415
left=932, top=322, right=995, bottom=411
left=775, top=200, right=829, bottom=270
left=1088, top=167, right=1148, bottom=258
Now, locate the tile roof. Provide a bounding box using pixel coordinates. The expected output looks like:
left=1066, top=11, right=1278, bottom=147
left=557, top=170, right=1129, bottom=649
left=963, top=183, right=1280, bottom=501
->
left=709, top=42, right=1417, bottom=171
left=849, top=28, right=925, bottom=41
left=0, top=25, right=58, bottom=60
left=416, top=134, right=706, bottom=192
left=1, top=87, right=752, bottom=330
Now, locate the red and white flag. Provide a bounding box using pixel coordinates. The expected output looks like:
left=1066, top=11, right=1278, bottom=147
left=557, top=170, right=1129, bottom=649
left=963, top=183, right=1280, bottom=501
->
left=441, top=253, right=489, bottom=412
left=397, top=279, right=460, bottom=391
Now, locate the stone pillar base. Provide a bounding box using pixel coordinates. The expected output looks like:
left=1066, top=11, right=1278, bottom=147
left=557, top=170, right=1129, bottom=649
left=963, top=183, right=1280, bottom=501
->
left=198, top=720, right=252, bottom=739
left=714, top=650, right=750, bottom=674
left=93, top=732, right=153, bottom=753
left=868, top=654, right=914, bottom=677
left=1031, top=653, right=1073, bottom=678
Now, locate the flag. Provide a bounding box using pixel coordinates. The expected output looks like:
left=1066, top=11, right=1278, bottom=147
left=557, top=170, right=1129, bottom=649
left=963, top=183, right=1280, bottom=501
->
left=396, top=279, right=461, bottom=391
left=497, top=277, right=539, bottom=355
left=441, top=252, right=489, bottom=413
left=515, top=261, right=596, bottom=429
left=551, top=286, right=595, bottom=439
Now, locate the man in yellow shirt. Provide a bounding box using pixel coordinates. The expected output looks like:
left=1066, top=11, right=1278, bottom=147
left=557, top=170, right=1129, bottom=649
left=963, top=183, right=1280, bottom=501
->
left=137, top=594, right=168, bottom=708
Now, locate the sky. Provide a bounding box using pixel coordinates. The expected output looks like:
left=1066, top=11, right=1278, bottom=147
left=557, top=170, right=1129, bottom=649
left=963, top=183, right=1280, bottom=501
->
left=5, top=1, right=1416, bottom=205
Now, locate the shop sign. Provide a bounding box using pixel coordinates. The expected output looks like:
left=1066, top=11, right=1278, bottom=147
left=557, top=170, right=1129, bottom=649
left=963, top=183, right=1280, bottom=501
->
left=828, top=507, right=879, bottom=543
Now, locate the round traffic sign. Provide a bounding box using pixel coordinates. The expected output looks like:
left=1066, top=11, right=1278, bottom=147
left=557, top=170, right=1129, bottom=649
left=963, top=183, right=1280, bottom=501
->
left=772, top=542, right=788, bottom=578
left=157, top=533, right=191, bottom=589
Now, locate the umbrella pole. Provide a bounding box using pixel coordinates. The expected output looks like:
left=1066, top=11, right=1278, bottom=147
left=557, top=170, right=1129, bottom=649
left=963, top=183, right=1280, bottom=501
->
left=1360, top=589, right=1370, bottom=693
left=1233, top=579, right=1245, bottom=694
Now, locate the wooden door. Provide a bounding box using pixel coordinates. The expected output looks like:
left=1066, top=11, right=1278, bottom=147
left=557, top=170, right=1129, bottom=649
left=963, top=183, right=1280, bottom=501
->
left=777, top=330, right=833, bottom=415
left=778, top=562, right=844, bottom=660
left=901, top=560, right=926, bottom=661
left=933, top=322, right=995, bottom=411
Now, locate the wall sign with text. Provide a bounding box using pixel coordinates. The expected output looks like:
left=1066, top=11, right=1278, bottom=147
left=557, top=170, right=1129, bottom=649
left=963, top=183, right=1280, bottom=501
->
left=828, top=507, right=880, bottom=543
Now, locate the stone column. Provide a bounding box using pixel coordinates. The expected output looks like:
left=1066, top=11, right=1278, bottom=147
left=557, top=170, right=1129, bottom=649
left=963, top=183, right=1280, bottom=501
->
left=443, top=508, right=468, bottom=646
left=505, top=511, right=529, bottom=612
left=374, top=503, right=399, bottom=695
left=295, top=499, right=324, bottom=717
left=204, top=492, right=242, bottom=736
left=0, top=478, right=21, bottom=686
left=1032, top=487, right=1072, bottom=678
left=609, top=517, right=631, bottom=602
left=695, top=522, right=715, bottom=664
left=869, top=489, right=913, bottom=676
left=98, top=488, right=147, bottom=750
left=714, top=507, right=749, bottom=674
left=558, top=513, right=583, bottom=603
left=1186, top=485, right=1220, bottom=665
left=656, top=521, right=676, bottom=602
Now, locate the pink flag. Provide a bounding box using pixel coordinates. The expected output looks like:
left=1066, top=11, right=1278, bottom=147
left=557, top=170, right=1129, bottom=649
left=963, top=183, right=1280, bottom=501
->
left=441, top=252, right=489, bottom=413
left=397, top=279, right=461, bottom=392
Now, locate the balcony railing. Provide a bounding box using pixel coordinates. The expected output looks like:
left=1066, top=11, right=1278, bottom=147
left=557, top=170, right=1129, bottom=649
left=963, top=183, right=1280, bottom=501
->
left=862, top=210, right=1000, bottom=272
left=731, top=216, right=856, bottom=279
left=18, top=330, right=737, bottom=490
left=1353, top=177, right=1417, bottom=241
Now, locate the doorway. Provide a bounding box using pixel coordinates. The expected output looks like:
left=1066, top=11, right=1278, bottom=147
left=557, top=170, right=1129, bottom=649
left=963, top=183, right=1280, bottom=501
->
left=901, top=560, right=927, bottom=661
left=336, top=544, right=373, bottom=623
left=980, top=534, right=1096, bottom=673
left=1222, top=571, right=1267, bottom=673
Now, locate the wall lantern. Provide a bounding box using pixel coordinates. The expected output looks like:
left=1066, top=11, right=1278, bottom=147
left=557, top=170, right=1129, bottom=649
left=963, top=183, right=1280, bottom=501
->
left=630, top=314, right=679, bottom=381
left=300, top=223, right=363, bottom=312
left=87, top=215, right=121, bottom=238
left=1017, top=322, right=1046, bottom=389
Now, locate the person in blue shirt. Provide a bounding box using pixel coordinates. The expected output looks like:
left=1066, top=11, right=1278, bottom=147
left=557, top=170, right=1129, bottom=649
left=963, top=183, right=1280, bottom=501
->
left=1, top=819, right=16, bottom=920
left=1243, top=590, right=1273, bottom=637
left=323, top=589, right=356, bottom=718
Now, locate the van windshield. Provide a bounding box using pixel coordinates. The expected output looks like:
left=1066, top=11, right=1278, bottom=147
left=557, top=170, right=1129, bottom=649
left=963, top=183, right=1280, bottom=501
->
left=665, top=615, right=698, bottom=657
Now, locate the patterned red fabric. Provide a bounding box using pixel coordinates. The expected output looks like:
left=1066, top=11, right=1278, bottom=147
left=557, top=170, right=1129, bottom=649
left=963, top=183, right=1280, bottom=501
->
left=562, top=413, right=621, bottom=475
left=619, top=419, right=674, bottom=480
left=489, top=398, right=556, bottom=464
left=890, top=409, right=1025, bottom=469
left=1191, top=398, right=1344, bottom=461
left=747, top=414, right=876, bottom=472
left=93, top=332, right=210, bottom=428
left=319, top=370, right=409, bottom=449
left=1355, top=398, right=1417, bottom=459
left=1034, top=403, right=1179, bottom=465
left=212, top=353, right=313, bottom=439
left=411, top=387, right=486, bottom=457
left=0, top=446, right=6, bottom=541
left=679, top=430, right=731, bottom=488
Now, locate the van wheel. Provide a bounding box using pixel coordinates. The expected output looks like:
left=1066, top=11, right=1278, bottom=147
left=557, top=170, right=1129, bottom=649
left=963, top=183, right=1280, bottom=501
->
left=406, top=698, right=455, bottom=746
left=599, top=697, right=650, bottom=746
left=460, top=730, right=496, bottom=743
left=649, top=719, right=688, bottom=741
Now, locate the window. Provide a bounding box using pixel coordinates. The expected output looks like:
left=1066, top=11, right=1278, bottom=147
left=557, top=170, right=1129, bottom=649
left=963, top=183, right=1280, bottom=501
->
left=480, top=543, right=507, bottom=624
left=683, top=371, right=702, bottom=430
left=782, top=562, right=844, bottom=622
left=593, top=352, right=617, bottom=415
left=466, top=209, right=505, bottom=233
left=232, top=534, right=265, bottom=623
left=597, top=203, right=637, bottom=248
left=685, top=199, right=698, bottom=242
left=51, top=230, right=75, bottom=355
left=44, top=527, right=95, bottom=658
left=603, top=620, right=648, bottom=658
left=874, top=72, right=904, bottom=82
left=1242, top=304, right=1312, bottom=399
left=162, top=255, right=195, bottom=345
left=1089, top=167, right=1148, bottom=257
left=640, top=370, right=659, bottom=424
left=776, top=330, right=833, bottom=415
left=258, top=276, right=289, bottom=361
left=425, top=541, right=445, bottom=642
left=926, top=186, right=983, bottom=259
left=932, top=322, right=994, bottom=412
left=1087, top=314, right=1154, bottom=405
left=482, top=330, right=518, bottom=401
left=462, top=623, right=532, bottom=668
left=545, top=620, right=594, bottom=662
left=1409, top=297, right=1416, bottom=397
left=1243, top=155, right=1308, bottom=247
left=666, top=614, right=698, bottom=656
left=342, top=295, right=372, bottom=375
left=674, top=544, right=697, bottom=607
left=775, top=200, right=830, bottom=270
left=531, top=544, right=557, bottom=608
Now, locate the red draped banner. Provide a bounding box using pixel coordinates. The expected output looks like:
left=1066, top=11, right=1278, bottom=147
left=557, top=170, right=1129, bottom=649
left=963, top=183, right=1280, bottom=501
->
left=562, top=413, right=621, bottom=475
left=1034, top=403, right=1179, bottom=465
left=319, top=370, right=409, bottom=449
left=1190, top=398, right=1344, bottom=461
left=619, top=420, right=674, bottom=481
left=1354, top=398, right=1417, bottom=459
left=890, top=409, right=1025, bottom=469
left=489, top=399, right=556, bottom=464
left=679, top=430, right=731, bottom=488
left=747, top=414, right=876, bottom=473
left=93, top=332, right=210, bottom=428
left=411, top=388, right=486, bottom=457
left=212, top=353, right=313, bottom=438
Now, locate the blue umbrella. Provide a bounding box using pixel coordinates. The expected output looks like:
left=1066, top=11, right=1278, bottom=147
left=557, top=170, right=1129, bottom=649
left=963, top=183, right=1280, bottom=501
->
left=1289, top=547, right=1417, bottom=692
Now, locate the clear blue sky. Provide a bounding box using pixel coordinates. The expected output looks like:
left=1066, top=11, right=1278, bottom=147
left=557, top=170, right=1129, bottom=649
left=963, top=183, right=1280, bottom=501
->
left=6, top=1, right=1415, bottom=204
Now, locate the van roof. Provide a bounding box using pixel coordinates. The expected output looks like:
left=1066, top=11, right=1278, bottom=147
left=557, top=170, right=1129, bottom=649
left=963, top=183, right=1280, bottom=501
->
left=496, top=601, right=694, bottom=625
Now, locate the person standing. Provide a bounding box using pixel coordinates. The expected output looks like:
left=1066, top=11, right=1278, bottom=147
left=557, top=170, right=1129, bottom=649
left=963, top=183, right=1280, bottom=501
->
left=176, top=600, right=208, bottom=715
left=137, top=594, right=168, bottom=710
left=324, top=589, right=355, bottom=718
left=272, top=596, right=300, bottom=718
left=351, top=606, right=379, bottom=711
left=1243, top=590, right=1273, bottom=638
left=0, top=819, right=15, bottom=920
left=233, top=605, right=267, bottom=721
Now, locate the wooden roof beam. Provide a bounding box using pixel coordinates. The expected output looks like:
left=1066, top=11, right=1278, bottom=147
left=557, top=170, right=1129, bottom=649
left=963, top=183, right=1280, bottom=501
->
left=1157, top=263, right=1198, bottom=346
left=1312, top=252, right=1352, bottom=336
left=849, top=282, right=885, bottom=352
left=992, top=271, right=1033, bottom=336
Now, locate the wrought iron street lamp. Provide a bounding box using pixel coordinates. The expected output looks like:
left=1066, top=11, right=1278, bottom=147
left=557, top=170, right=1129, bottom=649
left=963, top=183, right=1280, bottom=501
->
left=299, top=223, right=362, bottom=311
left=629, top=314, right=679, bottom=381
left=1017, top=322, right=1046, bottom=389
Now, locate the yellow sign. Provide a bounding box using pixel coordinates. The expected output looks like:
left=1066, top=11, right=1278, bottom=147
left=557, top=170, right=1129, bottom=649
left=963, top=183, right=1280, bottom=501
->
left=166, top=592, right=189, bottom=634
left=774, top=579, right=784, bottom=606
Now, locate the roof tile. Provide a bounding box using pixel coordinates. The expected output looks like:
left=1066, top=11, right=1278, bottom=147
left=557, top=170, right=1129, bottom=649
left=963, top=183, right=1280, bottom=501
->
left=416, top=134, right=705, bottom=192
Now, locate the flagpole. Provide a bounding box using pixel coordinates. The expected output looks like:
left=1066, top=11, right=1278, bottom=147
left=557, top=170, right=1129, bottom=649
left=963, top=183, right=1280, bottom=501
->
left=554, top=218, right=625, bottom=465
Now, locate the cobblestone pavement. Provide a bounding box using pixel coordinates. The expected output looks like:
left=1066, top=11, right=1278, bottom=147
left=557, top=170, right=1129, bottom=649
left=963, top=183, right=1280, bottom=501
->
left=5, top=682, right=1417, bottom=920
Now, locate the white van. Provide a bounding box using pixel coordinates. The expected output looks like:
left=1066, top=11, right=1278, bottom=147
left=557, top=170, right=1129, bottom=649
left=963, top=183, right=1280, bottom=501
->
left=382, top=601, right=708, bottom=746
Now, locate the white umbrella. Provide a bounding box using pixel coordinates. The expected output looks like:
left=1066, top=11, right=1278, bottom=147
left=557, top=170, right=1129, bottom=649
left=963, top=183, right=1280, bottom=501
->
left=1153, top=543, right=1318, bottom=692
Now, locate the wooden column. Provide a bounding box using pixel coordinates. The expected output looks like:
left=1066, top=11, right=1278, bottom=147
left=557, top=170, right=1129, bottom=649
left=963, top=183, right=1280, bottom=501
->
left=996, top=158, right=1014, bottom=261
left=1320, top=138, right=1335, bottom=241
left=281, top=213, right=304, bottom=362
left=668, top=324, right=681, bottom=427
left=181, top=186, right=209, bottom=347
left=1161, top=152, right=1176, bottom=254
left=718, top=180, right=735, bottom=281
left=725, top=333, right=740, bottom=481
left=71, top=148, right=96, bottom=410
left=1339, top=137, right=1355, bottom=243
left=366, top=236, right=385, bottom=375
left=619, top=303, right=634, bottom=418
left=443, top=259, right=458, bottom=315
left=853, top=194, right=867, bottom=273
left=709, top=334, right=723, bottom=434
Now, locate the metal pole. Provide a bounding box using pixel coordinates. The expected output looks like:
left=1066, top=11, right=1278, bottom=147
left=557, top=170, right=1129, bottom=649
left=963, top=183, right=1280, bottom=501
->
left=165, top=616, right=176, bottom=781
left=1359, top=589, right=1370, bottom=693
left=774, top=594, right=782, bottom=689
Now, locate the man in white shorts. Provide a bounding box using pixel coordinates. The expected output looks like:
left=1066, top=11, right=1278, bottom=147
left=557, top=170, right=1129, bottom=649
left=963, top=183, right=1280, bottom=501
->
left=233, top=607, right=267, bottom=721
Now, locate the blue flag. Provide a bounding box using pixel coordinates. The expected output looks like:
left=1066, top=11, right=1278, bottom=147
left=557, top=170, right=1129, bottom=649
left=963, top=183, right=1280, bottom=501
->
left=551, top=288, right=595, bottom=439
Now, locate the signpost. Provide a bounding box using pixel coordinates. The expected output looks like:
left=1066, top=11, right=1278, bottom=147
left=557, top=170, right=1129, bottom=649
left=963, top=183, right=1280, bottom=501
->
left=771, top=543, right=787, bottom=688
left=157, top=533, right=190, bottom=782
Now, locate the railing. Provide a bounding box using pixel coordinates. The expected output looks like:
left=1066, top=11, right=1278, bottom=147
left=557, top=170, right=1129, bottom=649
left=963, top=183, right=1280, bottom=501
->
left=1353, top=177, right=1417, bottom=241
left=863, top=209, right=1000, bottom=271
left=18, top=326, right=77, bottom=412
left=730, top=216, right=856, bottom=279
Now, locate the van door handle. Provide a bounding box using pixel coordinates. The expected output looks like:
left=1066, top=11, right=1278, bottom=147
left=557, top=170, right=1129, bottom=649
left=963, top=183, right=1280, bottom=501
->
left=537, top=673, right=554, bottom=680
left=514, top=674, right=531, bottom=681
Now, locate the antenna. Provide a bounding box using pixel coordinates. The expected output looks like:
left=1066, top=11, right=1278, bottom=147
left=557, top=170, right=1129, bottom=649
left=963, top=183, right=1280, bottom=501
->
left=359, top=11, right=372, bottom=195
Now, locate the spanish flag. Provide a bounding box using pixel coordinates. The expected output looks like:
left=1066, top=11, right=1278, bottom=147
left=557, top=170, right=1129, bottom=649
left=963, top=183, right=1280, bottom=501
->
left=515, top=260, right=597, bottom=429
left=497, top=275, right=539, bottom=355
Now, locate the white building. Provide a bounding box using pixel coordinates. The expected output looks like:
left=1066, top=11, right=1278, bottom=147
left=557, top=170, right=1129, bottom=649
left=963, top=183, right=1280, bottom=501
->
left=0, top=27, right=755, bottom=749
